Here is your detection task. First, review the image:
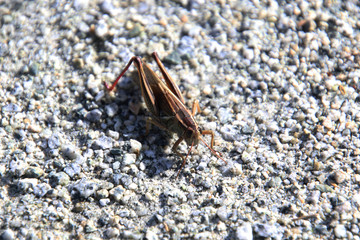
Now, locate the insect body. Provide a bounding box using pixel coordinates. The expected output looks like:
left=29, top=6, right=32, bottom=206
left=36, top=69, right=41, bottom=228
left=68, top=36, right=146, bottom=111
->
left=105, top=52, right=226, bottom=177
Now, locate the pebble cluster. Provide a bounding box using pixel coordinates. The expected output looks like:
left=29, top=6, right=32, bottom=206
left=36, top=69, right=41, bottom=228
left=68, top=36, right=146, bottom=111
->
left=1, top=0, right=360, bottom=239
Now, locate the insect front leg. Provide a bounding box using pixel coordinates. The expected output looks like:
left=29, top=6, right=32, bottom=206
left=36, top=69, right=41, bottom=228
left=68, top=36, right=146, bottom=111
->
left=200, top=130, right=215, bottom=149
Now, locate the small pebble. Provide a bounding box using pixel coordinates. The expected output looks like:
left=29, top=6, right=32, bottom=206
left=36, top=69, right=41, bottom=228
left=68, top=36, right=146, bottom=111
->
left=164, top=51, right=182, bottom=65
left=109, top=186, right=125, bottom=202
left=122, top=153, right=136, bottom=166
left=86, top=109, right=102, bottom=122
left=2, top=103, right=22, bottom=112
left=71, top=179, right=99, bottom=198
left=33, top=183, right=51, bottom=197
left=130, top=139, right=142, bottom=154
left=64, top=163, right=81, bottom=178
left=24, top=167, right=44, bottom=178
left=100, top=0, right=116, bottom=16
left=84, top=220, right=97, bottom=233
left=217, top=206, right=229, bottom=222
left=334, top=224, right=347, bottom=238
left=253, top=223, right=283, bottom=238
left=333, top=170, right=347, bottom=184
left=128, top=23, right=142, bottom=38
left=0, top=229, right=15, bottom=240
left=236, top=222, right=253, bottom=240
left=95, top=20, right=109, bottom=38
left=92, top=135, right=113, bottom=149
left=48, top=133, right=61, bottom=149
left=29, top=62, right=39, bottom=76
left=105, top=103, right=118, bottom=117
left=122, top=230, right=142, bottom=240
left=217, top=108, right=232, bottom=124
left=51, top=172, right=70, bottom=186
left=105, top=228, right=120, bottom=238
left=99, top=198, right=110, bottom=206
left=62, top=144, right=80, bottom=160
left=27, top=124, right=42, bottom=133
left=73, top=0, right=89, bottom=9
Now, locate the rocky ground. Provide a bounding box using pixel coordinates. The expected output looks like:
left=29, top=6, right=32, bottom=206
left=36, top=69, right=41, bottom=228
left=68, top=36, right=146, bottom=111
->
left=1, top=0, right=360, bottom=239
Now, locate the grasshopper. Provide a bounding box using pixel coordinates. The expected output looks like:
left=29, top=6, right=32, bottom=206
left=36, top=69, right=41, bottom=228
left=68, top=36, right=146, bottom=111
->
left=105, top=52, right=226, bottom=177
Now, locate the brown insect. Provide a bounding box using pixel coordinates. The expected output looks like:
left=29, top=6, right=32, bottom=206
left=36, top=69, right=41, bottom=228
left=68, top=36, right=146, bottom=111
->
left=105, top=52, right=226, bottom=177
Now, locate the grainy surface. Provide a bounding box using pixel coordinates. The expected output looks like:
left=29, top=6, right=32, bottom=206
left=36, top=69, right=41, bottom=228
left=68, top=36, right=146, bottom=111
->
left=1, top=0, right=360, bottom=239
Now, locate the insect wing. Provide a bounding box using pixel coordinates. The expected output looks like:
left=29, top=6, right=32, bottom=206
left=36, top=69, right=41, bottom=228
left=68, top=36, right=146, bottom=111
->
left=152, top=52, right=185, bottom=104
left=134, top=60, right=159, bottom=116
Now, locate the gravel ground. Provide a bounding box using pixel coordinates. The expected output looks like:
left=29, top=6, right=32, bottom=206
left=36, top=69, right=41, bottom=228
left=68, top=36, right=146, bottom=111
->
left=1, top=0, right=360, bottom=239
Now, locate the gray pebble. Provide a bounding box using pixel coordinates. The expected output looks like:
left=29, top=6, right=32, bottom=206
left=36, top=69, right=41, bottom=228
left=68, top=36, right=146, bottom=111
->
left=130, top=139, right=142, bottom=154
left=48, top=133, right=61, bottom=149
left=122, top=153, right=136, bottom=166
left=25, top=141, right=36, bottom=153
left=333, top=170, right=347, bottom=184
left=92, top=135, right=113, bottom=149
left=306, top=190, right=320, bottom=205
left=51, top=172, right=70, bottom=186
left=105, top=228, right=120, bottom=238
left=77, top=21, right=90, bottom=34
left=128, top=23, right=142, bottom=38
left=145, top=229, right=158, bottom=240
left=194, top=232, right=212, bottom=239
left=122, top=230, right=142, bottom=240
left=236, top=222, right=253, bottom=240
left=241, top=124, right=255, bottom=134
left=64, top=163, right=81, bottom=178
left=14, top=129, right=26, bottom=141
left=62, top=144, right=80, bottom=160
left=217, top=206, right=229, bottom=222
left=86, top=109, right=102, bottom=122
left=267, top=177, right=282, bottom=188
left=2, top=14, right=13, bottom=24
left=107, top=129, right=119, bottom=140
left=99, top=198, right=110, bottom=206
left=0, top=229, right=15, bottom=240
left=71, top=179, right=98, bottom=198
left=243, top=48, right=254, bottom=60
left=96, top=189, right=109, bottom=199
left=84, top=220, right=97, bottom=233
left=100, top=0, right=116, bottom=16
left=164, top=51, right=182, bottom=65
left=351, top=224, right=359, bottom=234
left=2, top=103, right=22, bottom=112
left=315, top=184, right=333, bottom=193
left=266, top=122, right=279, bottom=132
left=109, top=185, right=125, bottom=202
left=9, top=159, right=27, bottom=177
left=73, top=0, right=89, bottom=10
left=105, top=103, right=118, bottom=117
left=0, top=42, right=9, bottom=57
left=253, top=223, right=283, bottom=238
left=217, top=107, right=232, bottom=124
left=17, top=178, right=38, bottom=192
left=220, top=125, right=240, bottom=141
left=112, top=161, right=120, bottom=170
left=334, top=224, right=347, bottom=238
left=24, top=166, right=44, bottom=178
left=11, top=82, right=23, bottom=96
left=95, top=20, right=108, bottom=38
left=33, top=183, right=51, bottom=197
left=29, top=62, right=39, bottom=76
